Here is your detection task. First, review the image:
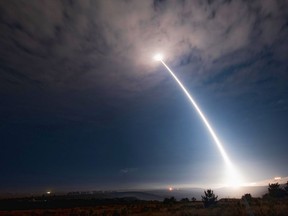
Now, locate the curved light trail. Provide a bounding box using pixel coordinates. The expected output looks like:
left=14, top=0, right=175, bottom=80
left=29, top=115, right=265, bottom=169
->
left=155, top=54, right=242, bottom=186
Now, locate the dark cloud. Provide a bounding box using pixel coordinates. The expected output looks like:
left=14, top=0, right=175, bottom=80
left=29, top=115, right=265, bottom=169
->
left=120, top=167, right=138, bottom=175
left=0, top=0, right=287, bottom=97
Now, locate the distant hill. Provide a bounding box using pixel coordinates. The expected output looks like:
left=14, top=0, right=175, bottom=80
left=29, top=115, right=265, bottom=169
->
left=119, top=185, right=268, bottom=201
left=0, top=185, right=269, bottom=201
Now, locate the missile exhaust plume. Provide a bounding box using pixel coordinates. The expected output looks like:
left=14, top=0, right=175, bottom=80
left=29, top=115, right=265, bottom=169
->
left=155, top=54, right=242, bottom=186
left=160, top=60, right=232, bottom=166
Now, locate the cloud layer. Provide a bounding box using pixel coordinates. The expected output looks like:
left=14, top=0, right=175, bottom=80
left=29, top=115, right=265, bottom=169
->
left=0, top=0, right=287, bottom=97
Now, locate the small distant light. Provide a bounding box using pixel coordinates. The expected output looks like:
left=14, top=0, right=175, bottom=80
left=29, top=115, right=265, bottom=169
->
left=169, top=187, right=173, bottom=191
left=46, top=191, right=51, bottom=194
left=274, top=177, right=281, bottom=180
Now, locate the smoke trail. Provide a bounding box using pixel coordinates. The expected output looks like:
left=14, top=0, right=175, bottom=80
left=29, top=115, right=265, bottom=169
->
left=160, top=59, right=241, bottom=185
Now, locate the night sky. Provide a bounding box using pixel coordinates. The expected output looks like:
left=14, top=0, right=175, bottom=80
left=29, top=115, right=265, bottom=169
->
left=1, top=0, right=288, bottom=193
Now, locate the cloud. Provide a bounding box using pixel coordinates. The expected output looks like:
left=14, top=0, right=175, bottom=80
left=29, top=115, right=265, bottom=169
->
left=0, top=0, right=287, bottom=98
left=247, top=176, right=288, bottom=187
left=120, top=167, right=138, bottom=175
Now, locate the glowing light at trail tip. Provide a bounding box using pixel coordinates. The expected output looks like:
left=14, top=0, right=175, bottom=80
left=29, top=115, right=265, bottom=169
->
left=155, top=55, right=243, bottom=187
left=153, top=53, right=163, bottom=61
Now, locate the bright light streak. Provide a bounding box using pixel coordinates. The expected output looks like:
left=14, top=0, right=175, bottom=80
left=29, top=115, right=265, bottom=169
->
left=158, top=59, right=242, bottom=186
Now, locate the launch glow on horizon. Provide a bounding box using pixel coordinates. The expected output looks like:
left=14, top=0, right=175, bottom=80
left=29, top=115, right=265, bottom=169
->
left=154, top=54, right=243, bottom=186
